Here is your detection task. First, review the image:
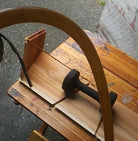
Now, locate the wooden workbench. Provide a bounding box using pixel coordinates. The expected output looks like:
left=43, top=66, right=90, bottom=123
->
left=8, top=29, right=138, bottom=141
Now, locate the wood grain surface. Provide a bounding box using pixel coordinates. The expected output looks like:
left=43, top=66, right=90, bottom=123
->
left=20, top=42, right=101, bottom=136
left=56, top=91, right=101, bottom=135
left=20, top=29, right=46, bottom=78
left=21, top=51, right=70, bottom=105
left=50, top=30, right=138, bottom=140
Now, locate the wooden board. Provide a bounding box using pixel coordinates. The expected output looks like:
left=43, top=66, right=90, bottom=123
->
left=56, top=91, right=101, bottom=135
left=21, top=49, right=88, bottom=105
left=21, top=51, right=101, bottom=135
left=21, top=51, right=70, bottom=105
left=21, top=29, right=70, bottom=104
left=21, top=29, right=46, bottom=78
left=8, top=81, right=97, bottom=141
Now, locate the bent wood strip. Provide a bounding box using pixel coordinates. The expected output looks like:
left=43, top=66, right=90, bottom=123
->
left=8, top=81, right=97, bottom=141
left=0, top=7, right=114, bottom=140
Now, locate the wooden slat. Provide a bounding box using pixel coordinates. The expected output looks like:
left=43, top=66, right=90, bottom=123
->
left=50, top=42, right=95, bottom=84
left=56, top=91, right=101, bottom=135
left=21, top=51, right=70, bottom=105
left=50, top=40, right=138, bottom=114
left=8, top=81, right=97, bottom=141
left=29, top=130, right=49, bottom=141
left=96, top=102, right=138, bottom=141
left=84, top=30, right=138, bottom=68
left=38, top=123, right=48, bottom=135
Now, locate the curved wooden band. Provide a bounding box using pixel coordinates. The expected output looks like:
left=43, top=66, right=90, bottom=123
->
left=0, top=7, right=114, bottom=140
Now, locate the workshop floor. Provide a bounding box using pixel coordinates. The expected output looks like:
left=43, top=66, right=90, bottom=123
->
left=0, top=1, right=104, bottom=141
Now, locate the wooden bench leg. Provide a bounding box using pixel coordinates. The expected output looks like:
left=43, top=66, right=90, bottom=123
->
left=39, top=123, right=49, bottom=135
left=29, top=123, right=49, bottom=141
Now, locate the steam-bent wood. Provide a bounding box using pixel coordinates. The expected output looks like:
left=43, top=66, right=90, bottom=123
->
left=0, top=7, right=113, bottom=140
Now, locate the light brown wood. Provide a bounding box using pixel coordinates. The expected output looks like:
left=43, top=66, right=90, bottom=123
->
left=8, top=81, right=97, bottom=141
left=29, top=130, right=49, bottom=141
left=56, top=91, right=101, bottom=135
left=0, top=7, right=114, bottom=140
left=20, top=51, right=101, bottom=136
left=20, top=30, right=101, bottom=136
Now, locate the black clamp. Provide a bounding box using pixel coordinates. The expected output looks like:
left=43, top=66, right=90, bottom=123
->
left=62, top=69, right=117, bottom=107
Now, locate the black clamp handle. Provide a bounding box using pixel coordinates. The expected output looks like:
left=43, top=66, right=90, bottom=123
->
left=62, top=69, right=117, bottom=107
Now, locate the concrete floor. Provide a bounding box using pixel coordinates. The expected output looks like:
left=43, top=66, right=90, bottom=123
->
left=0, top=1, right=104, bottom=141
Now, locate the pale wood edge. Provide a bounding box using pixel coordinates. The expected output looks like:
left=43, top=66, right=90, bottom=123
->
left=56, top=104, right=96, bottom=135
left=19, top=78, right=55, bottom=105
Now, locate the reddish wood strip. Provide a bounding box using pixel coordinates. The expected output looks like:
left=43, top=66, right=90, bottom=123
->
left=96, top=102, right=138, bottom=141
left=56, top=91, right=101, bottom=135
left=21, top=29, right=46, bottom=78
